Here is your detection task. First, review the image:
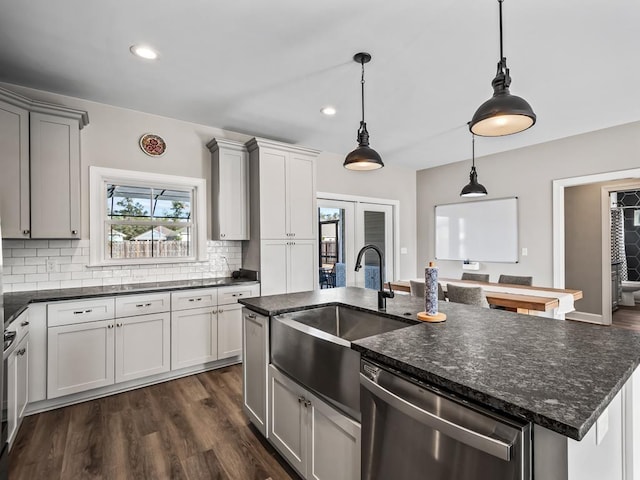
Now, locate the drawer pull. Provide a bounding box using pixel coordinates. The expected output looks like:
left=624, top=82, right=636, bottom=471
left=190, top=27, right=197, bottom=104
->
left=17, top=348, right=26, bottom=356
left=73, top=309, right=93, bottom=315
left=188, top=298, right=203, bottom=302
left=247, top=313, right=257, bottom=319
left=135, top=303, right=153, bottom=308
left=232, top=293, right=244, bottom=297
left=21, top=321, right=29, bottom=327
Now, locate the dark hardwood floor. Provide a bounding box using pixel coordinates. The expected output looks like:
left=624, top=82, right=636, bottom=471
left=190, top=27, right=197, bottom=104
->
left=612, top=304, right=640, bottom=332
left=10, top=365, right=302, bottom=480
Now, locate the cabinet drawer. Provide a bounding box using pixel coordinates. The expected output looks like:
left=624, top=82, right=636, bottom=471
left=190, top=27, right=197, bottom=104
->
left=116, top=292, right=171, bottom=317
left=48, top=297, right=115, bottom=327
left=171, top=288, right=218, bottom=311
left=218, top=284, right=260, bottom=305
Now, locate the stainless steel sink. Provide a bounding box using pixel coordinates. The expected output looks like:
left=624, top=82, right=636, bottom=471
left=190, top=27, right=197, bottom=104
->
left=271, top=305, right=413, bottom=420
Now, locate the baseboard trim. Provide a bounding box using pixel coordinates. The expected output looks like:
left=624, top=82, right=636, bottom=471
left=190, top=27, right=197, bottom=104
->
left=25, top=356, right=241, bottom=416
left=565, top=311, right=605, bottom=325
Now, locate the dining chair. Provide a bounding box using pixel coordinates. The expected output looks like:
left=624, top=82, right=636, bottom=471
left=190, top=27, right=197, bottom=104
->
left=446, top=284, right=488, bottom=307
left=461, top=273, right=490, bottom=282
left=498, top=274, right=533, bottom=286
left=411, top=280, right=446, bottom=300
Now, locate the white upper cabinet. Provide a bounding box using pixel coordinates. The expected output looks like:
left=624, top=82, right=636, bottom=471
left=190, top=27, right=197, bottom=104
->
left=0, top=100, right=29, bottom=238
left=247, top=138, right=319, bottom=240
left=0, top=86, right=88, bottom=239
left=207, top=138, right=250, bottom=240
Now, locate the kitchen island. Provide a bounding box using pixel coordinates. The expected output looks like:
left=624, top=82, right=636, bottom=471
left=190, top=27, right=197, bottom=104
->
left=240, top=286, right=640, bottom=480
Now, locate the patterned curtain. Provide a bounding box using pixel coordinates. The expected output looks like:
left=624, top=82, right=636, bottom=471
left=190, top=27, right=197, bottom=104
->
left=611, top=208, right=628, bottom=280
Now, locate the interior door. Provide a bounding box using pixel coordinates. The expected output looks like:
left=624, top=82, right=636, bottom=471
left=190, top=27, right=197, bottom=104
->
left=356, top=203, right=394, bottom=288
left=317, top=199, right=356, bottom=287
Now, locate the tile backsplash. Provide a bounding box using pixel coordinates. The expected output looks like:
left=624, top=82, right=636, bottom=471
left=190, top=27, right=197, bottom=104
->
left=1, top=239, right=242, bottom=292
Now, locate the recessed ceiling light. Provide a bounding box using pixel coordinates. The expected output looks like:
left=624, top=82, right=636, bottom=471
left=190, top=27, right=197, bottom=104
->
left=320, top=106, right=337, bottom=116
left=130, top=45, right=158, bottom=60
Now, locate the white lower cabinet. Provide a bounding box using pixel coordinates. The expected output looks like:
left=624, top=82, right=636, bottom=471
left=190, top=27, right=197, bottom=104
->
left=243, top=308, right=269, bottom=436
left=8, top=330, right=29, bottom=448
left=171, top=306, right=218, bottom=370
left=47, top=318, right=115, bottom=399
left=217, top=303, right=243, bottom=359
left=268, top=365, right=361, bottom=480
left=115, top=312, right=170, bottom=383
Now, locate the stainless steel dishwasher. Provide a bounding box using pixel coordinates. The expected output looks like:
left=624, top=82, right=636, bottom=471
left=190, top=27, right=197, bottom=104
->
left=360, top=360, right=531, bottom=480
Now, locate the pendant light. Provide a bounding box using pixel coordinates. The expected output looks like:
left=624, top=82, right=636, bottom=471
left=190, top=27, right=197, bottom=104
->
left=460, top=134, right=488, bottom=197
left=344, top=52, right=384, bottom=170
left=469, top=0, right=536, bottom=137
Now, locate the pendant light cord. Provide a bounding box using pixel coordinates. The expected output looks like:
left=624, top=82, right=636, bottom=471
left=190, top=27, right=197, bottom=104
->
left=472, top=134, right=476, bottom=168
left=499, top=0, right=504, bottom=61
left=360, top=59, right=366, bottom=123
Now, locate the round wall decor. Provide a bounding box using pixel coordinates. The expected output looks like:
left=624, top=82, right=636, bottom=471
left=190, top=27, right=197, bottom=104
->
left=139, top=133, right=166, bottom=156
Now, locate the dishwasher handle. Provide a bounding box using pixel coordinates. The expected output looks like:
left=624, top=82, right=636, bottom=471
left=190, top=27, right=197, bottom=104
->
left=360, top=373, right=513, bottom=461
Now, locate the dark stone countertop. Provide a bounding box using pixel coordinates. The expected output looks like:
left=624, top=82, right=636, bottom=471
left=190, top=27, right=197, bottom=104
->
left=2, top=276, right=259, bottom=329
left=239, top=287, right=640, bottom=441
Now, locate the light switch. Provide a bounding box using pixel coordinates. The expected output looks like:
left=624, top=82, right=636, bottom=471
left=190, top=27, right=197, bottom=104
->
left=400, top=247, right=408, bottom=254
left=521, top=247, right=528, bottom=256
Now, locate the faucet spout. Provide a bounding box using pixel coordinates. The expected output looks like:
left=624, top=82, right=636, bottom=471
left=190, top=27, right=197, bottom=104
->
left=355, top=244, right=395, bottom=310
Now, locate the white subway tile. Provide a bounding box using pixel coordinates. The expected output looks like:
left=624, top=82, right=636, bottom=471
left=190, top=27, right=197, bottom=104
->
left=4, top=274, right=25, bottom=284
left=71, top=271, right=93, bottom=280
left=102, top=277, right=122, bottom=286
left=24, top=257, right=46, bottom=265
left=156, top=274, right=173, bottom=282
left=56, top=256, right=72, bottom=264
left=12, top=249, right=37, bottom=257
left=49, top=272, right=72, bottom=281
left=3, top=257, right=24, bottom=266
left=26, top=240, right=49, bottom=248
left=12, top=266, right=38, bottom=275
left=11, top=283, right=37, bottom=292
left=2, top=249, right=11, bottom=259
left=2, top=240, right=24, bottom=248
left=71, top=255, right=89, bottom=264
left=81, top=279, right=102, bottom=288
left=49, top=240, right=72, bottom=248
left=60, top=264, right=84, bottom=273
left=75, top=239, right=90, bottom=248
left=37, top=248, right=61, bottom=257
left=2, top=284, right=12, bottom=293
left=25, top=273, right=50, bottom=282
left=60, top=248, right=82, bottom=256
left=60, top=280, right=83, bottom=289
left=36, top=281, right=61, bottom=290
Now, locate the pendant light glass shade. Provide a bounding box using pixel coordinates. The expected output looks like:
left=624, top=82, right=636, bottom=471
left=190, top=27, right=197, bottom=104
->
left=344, top=52, right=384, bottom=170
left=469, top=0, right=535, bottom=137
left=460, top=134, right=488, bottom=197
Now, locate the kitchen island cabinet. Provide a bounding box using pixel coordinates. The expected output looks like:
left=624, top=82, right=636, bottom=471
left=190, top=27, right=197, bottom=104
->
left=240, top=287, right=640, bottom=480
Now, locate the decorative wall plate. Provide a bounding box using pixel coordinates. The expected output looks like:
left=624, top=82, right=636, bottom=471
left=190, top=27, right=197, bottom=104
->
left=139, top=133, right=166, bottom=156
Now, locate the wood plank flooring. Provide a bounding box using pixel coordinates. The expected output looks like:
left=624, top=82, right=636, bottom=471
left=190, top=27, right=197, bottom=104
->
left=9, top=365, right=302, bottom=480
left=612, top=305, right=640, bottom=332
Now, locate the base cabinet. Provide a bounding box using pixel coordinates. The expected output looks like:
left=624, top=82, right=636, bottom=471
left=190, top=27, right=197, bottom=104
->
left=217, top=303, right=243, bottom=359
left=115, top=312, right=170, bottom=383
left=243, top=308, right=269, bottom=436
left=47, top=319, right=115, bottom=399
left=171, top=306, right=218, bottom=369
left=8, top=331, right=29, bottom=448
left=268, top=365, right=360, bottom=480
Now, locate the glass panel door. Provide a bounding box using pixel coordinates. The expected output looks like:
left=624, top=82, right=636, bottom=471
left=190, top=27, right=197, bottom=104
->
left=356, top=203, right=394, bottom=289
left=317, top=199, right=355, bottom=288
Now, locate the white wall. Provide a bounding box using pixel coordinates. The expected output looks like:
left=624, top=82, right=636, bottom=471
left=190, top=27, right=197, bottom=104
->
left=315, top=151, right=417, bottom=280
left=416, top=121, right=640, bottom=286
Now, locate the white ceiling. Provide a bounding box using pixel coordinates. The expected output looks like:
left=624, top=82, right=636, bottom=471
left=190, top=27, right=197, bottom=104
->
left=1, top=0, right=639, bottom=170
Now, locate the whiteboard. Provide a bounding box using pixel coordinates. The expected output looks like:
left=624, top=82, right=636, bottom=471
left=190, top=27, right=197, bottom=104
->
left=435, top=197, right=519, bottom=263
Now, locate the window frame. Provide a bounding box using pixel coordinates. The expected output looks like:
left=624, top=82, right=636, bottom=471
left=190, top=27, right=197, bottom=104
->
left=89, top=166, right=207, bottom=266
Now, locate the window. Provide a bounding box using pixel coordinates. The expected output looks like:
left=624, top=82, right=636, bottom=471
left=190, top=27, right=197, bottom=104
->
left=90, top=167, right=207, bottom=265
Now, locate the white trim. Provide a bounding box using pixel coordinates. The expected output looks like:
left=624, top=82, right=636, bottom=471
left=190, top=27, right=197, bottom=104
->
left=89, top=166, right=207, bottom=266
left=317, top=192, right=400, bottom=281
left=564, top=311, right=604, bottom=325
left=552, top=168, right=640, bottom=324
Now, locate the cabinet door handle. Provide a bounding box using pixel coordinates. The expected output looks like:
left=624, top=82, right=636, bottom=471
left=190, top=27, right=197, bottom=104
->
left=17, top=348, right=26, bottom=356
left=304, top=399, right=311, bottom=407
left=117, top=322, right=123, bottom=327
left=21, top=321, right=29, bottom=327
left=298, top=396, right=303, bottom=403
left=71, top=230, right=78, bottom=235
left=22, top=229, right=30, bottom=235
left=107, top=324, right=114, bottom=329
left=219, top=309, right=223, bottom=314
left=73, top=309, right=93, bottom=315
left=247, top=313, right=257, bottom=319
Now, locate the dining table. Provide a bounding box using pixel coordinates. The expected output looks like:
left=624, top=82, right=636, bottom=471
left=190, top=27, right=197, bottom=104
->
left=389, top=277, right=583, bottom=317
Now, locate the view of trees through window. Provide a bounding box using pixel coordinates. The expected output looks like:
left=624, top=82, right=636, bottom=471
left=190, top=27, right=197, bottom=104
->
left=106, top=184, right=193, bottom=260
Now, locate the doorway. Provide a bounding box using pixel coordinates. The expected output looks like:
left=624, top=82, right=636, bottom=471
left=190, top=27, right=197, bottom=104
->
left=317, top=193, right=398, bottom=290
